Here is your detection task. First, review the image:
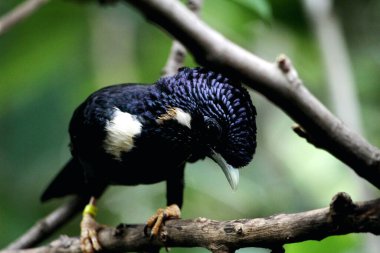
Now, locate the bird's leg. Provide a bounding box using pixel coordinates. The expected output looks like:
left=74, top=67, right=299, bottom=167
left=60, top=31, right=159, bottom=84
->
left=144, top=204, right=181, bottom=238
left=80, top=197, right=103, bottom=253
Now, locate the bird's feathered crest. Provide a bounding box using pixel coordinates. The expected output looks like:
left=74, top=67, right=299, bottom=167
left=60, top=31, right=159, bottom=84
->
left=156, top=67, right=257, bottom=168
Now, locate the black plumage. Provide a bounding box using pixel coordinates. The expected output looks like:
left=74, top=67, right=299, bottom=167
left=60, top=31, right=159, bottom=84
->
left=41, top=67, right=257, bottom=210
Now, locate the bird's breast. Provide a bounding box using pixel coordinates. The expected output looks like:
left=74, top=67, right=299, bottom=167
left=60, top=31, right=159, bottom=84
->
left=106, top=140, right=190, bottom=185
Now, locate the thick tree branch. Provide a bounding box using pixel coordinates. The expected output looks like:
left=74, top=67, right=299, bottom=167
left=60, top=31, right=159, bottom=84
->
left=3, top=1, right=204, bottom=249
left=0, top=0, right=49, bottom=36
left=5, top=197, right=87, bottom=250
left=2, top=193, right=379, bottom=253
left=122, top=0, right=380, bottom=189
left=4, top=0, right=380, bottom=251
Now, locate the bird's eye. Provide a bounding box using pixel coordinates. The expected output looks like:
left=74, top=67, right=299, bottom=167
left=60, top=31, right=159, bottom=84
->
left=204, top=117, right=222, bottom=139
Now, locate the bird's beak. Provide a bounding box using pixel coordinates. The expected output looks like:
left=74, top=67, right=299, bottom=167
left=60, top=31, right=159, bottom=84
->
left=210, top=150, right=239, bottom=190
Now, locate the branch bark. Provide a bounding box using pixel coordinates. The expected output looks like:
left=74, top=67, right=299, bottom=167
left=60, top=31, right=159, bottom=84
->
left=122, top=0, right=380, bottom=189
left=3, top=1, right=204, bottom=249
left=0, top=0, right=49, bottom=36
left=3, top=0, right=380, bottom=251
left=2, top=193, right=379, bottom=253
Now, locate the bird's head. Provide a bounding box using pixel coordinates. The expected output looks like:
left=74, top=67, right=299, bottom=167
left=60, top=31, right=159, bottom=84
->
left=156, top=67, right=257, bottom=190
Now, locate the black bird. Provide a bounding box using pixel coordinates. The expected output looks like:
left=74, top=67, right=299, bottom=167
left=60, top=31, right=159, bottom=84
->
left=41, top=67, right=257, bottom=252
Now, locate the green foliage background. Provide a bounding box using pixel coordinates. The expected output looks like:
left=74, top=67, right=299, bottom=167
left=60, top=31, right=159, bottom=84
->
left=0, top=0, right=379, bottom=252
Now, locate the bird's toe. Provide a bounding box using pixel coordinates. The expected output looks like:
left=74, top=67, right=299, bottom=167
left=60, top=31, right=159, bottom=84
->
left=80, top=214, right=103, bottom=253
left=144, top=204, right=181, bottom=238
left=80, top=198, right=103, bottom=253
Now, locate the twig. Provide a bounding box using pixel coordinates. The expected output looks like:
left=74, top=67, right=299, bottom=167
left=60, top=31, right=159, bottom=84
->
left=276, top=54, right=302, bottom=87
left=0, top=0, right=49, bottom=36
left=4, top=0, right=380, bottom=252
left=4, top=197, right=87, bottom=250
left=291, top=124, right=323, bottom=148
left=123, top=0, right=380, bottom=189
left=2, top=193, right=379, bottom=253
left=161, top=0, right=203, bottom=77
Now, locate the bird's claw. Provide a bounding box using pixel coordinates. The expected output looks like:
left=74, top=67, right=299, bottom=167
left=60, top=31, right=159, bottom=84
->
left=80, top=200, right=103, bottom=253
left=80, top=223, right=102, bottom=253
left=144, top=204, right=181, bottom=239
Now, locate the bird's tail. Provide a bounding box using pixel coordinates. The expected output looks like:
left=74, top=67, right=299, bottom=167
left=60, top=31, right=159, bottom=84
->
left=40, top=158, right=85, bottom=202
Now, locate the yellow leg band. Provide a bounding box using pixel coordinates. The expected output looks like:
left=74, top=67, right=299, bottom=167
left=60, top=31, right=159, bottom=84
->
left=83, top=204, right=97, bottom=217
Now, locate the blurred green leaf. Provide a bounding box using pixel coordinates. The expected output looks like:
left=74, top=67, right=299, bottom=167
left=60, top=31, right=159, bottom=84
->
left=233, top=0, right=272, bottom=21
left=285, top=235, right=362, bottom=253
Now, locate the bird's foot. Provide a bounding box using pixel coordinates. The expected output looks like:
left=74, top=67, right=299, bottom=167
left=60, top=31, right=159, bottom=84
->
left=144, top=204, right=181, bottom=239
left=80, top=197, right=103, bottom=253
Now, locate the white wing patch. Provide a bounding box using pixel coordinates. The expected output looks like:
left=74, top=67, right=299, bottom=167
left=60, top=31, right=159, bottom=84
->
left=103, top=107, right=142, bottom=161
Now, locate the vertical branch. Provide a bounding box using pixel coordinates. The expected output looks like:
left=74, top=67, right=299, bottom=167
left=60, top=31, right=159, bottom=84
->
left=302, top=0, right=362, bottom=133
left=302, top=1, right=379, bottom=252
left=0, top=0, right=49, bottom=36
left=161, top=0, right=203, bottom=77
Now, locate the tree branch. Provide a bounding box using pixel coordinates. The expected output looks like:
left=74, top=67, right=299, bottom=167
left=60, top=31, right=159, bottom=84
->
left=0, top=0, right=49, bottom=36
left=4, top=0, right=380, bottom=251
left=1, top=193, right=379, bottom=253
left=3, top=1, right=205, bottom=249
left=161, top=0, right=203, bottom=77
left=119, top=0, right=380, bottom=189
left=4, top=197, right=87, bottom=250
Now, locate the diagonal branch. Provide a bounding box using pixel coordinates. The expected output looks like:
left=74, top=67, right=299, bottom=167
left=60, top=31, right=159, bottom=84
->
left=0, top=0, right=49, bottom=36
left=3, top=0, right=379, bottom=252
left=122, top=0, right=380, bottom=189
left=3, top=1, right=202, bottom=250
left=1, top=193, right=379, bottom=253
left=4, top=197, right=87, bottom=250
